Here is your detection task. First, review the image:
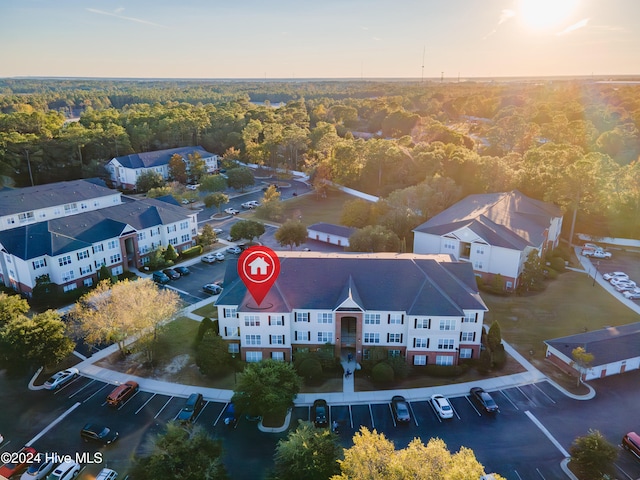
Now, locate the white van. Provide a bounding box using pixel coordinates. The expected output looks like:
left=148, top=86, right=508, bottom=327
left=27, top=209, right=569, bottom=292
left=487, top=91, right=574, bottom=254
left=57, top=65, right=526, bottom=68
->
left=95, top=468, right=118, bottom=480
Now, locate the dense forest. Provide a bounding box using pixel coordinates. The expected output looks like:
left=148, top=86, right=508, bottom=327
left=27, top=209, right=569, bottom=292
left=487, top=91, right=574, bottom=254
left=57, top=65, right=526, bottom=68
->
left=0, top=78, right=638, bottom=238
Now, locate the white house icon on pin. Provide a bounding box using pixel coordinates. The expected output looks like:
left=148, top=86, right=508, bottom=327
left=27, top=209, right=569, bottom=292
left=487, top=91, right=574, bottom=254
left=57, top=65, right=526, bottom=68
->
left=248, top=256, right=270, bottom=276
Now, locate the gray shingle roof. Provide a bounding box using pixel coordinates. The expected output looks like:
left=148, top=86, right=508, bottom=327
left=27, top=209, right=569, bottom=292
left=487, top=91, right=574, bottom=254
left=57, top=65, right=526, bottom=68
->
left=308, top=223, right=356, bottom=238
left=545, top=323, right=640, bottom=366
left=0, top=178, right=114, bottom=217
left=216, top=252, right=487, bottom=315
left=112, top=146, right=214, bottom=169
left=413, top=190, right=562, bottom=249
left=0, top=197, right=192, bottom=260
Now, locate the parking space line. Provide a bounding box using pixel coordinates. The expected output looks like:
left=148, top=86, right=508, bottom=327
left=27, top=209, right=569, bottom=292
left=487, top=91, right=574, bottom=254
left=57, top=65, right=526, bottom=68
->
left=524, top=410, right=570, bottom=457
left=26, top=402, right=81, bottom=447
left=450, top=402, right=461, bottom=420
left=513, top=470, right=523, bottom=480
left=407, top=402, right=419, bottom=427
left=348, top=405, right=353, bottom=429
left=155, top=396, right=174, bottom=419
left=135, top=393, right=156, bottom=414
left=427, top=399, right=442, bottom=423
left=536, top=467, right=546, bottom=479
left=83, top=383, right=110, bottom=403
left=533, top=382, right=557, bottom=404
left=516, top=386, right=537, bottom=407
left=388, top=403, right=396, bottom=428
left=193, top=401, right=208, bottom=423
left=465, top=396, right=482, bottom=416
left=53, top=376, right=83, bottom=395
left=67, top=379, right=96, bottom=398
left=369, top=404, right=375, bottom=430
left=614, top=462, right=634, bottom=480
left=500, top=390, right=519, bottom=410
left=118, top=390, right=141, bottom=410
left=213, top=402, right=229, bottom=427
left=0, top=440, right=11, bottom=451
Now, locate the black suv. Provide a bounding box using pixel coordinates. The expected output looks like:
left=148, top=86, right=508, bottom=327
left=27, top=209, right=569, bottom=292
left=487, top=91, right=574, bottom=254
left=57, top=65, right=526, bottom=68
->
left=312, top=399, right=328, bottom=428
left=80, top=423, right=119, bottom=445
left=177, top=393, right=205, bottom=423
left=470, top=387, right=499, bottom=414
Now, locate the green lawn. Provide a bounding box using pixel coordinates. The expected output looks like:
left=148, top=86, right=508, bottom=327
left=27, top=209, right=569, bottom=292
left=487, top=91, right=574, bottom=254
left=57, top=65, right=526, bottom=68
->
left=483, top=270, right=640, bottom=362
left=191, top=302, right=218, bottom=319
left=154, top=316, right=200, bottom=365
left=280, top=189, right=354, bottom=226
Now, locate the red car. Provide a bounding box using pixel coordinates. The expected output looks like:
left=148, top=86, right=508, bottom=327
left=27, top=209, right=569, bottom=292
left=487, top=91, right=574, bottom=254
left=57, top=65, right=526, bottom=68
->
left=0, top=446, right=37, bottom=477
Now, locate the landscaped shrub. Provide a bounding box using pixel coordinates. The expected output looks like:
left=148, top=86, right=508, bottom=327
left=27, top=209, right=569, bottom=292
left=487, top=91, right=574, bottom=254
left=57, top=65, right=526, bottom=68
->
left=371, top=362, right=395, bottom=384
left=196, top=330, right=232, bottom=377
left=195, top=317, right=215, bottom=344
left=492, top=344, right=507, bottom=370
left=361, top=346, right=389, bottom=372
left=386, top=356, right=410, bottom=380
left=477, top=349, right=492, bottom=375
left=180, top=245, right=203, bottom=259
left=544, top=267, right=559, bottom=280
left=297, top=357, right=323, bottom=382
left=548, top=255, right=566, bottom=273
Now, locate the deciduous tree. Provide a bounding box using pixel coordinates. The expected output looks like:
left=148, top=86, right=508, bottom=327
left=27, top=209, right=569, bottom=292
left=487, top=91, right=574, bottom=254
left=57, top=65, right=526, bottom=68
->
left=226, top=166, right=255, bottom=191
left=136, top=170, right=165, bottom=192
left=204, top=192, right=229, bottom=213
left=348, top=225, right=400, bottom=253
left=570, top=429, right=617, bottom=480
left=199, top=174, right=227, bottom=193
left=168, top=153, right=187, bottom=184
left=230, top=220, right=265, bottom=242
left=274, top=220, right=308, bottom=250
left=571, top=346, right=594, bottom=386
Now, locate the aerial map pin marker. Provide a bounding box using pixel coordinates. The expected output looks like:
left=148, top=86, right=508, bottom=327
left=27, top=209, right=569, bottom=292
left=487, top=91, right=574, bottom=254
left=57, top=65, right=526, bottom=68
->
left=237, top=246, right=281, bottom=306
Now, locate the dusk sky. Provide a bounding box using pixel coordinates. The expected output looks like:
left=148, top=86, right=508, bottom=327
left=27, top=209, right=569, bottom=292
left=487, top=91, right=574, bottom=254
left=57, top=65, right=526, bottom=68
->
left=1, top=0, right=638, bottom=79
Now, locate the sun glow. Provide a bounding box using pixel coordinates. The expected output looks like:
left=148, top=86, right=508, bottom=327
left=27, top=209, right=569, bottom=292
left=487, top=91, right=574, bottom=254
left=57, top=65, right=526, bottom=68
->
left=518, top=0, right=579, bottom=31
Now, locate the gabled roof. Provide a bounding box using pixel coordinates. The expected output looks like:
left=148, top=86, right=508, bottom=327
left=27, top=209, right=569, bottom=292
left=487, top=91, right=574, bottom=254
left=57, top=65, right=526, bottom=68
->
left=307, top=223, right=356, bottom=238
left=0, top=197, right=192, bottom=260
left=111, top=146, right=214, bottom=169
left=0, top=178, right=115, bottom=217
left=413, top=190, right=562, bottom=249
left=216, top=252, right=487, bottom=316
left=545, top=323, right=640, bottom=366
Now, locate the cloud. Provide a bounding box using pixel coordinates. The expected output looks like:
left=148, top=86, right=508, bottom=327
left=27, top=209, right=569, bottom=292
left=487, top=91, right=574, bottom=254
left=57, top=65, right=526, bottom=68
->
left=556, top=18, right=589, bottom=35
left=484, top=9, right=516, bottom=39
left=86, top=8, right=168, bottom=28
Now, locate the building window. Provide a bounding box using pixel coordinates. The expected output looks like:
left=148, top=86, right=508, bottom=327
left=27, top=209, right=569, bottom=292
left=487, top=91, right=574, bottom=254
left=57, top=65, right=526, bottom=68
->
left=413, top=355, right=427, bottom=366
left=317, top=332, right=333, bottom=343
left=317, top=313, right=333, bottom=324
left=137, top=232, right=146, bottom=241
left=414, top=338, right=428, bottom=348
left=169, top=238, right=178, bottom=246
left=79, top=265, right=92, bottom=275
left=364, top=332, right=380, bottom=344
left=107, top=240, right=118, bottom=249
left=7, top=217, right=16, bottom=225
left=389, top=350, right=401, bottom=358
left=473, top=261, right=483, bottom=269
left=62, top=270, right=75, bottom=282
left=109, top=253, right=121, bottom=264
left=181, top=234, right=190, bottom=243
left=223, top=308, right=237, bottom=318
left=459, top=348, right=473, bottom=359
left=167, top=225, right=177, bottom=233
left=228, top=343, right=240, bottom=354
left=295, top=331, right=310, bottom=342
left=83, top=278, right=93, bottom=287
left=436, top=355, right=454, bottom=366
left=439, top=319, right=455, bottom=331
left=363, top=349, right=370, bottom=360
left=270, top=335, right=284, bottom=345
left=95, top=259, right=106, bottom=268
left=506, top=281, right=513, bottom=289
left=58, top=255, right=72, bottom=267
left=269, top=316, right=284, bottom=326
left=77, top=250, right=89, bottom=261
left=64, top=203, right=78, bottom=214
left=461, top=332, right=474, bottom=342
left=463, top=313, right=476, bottom=323
left=271, top=352, right=285, bottom=361
left=63, top=283, right=77, bottom=293
left=244, top=315, right=260, bottom=327
left=364, top=313, right=380, bottom=325
left=245, top=334, right=261, bottom=345
left=388, top=333, right=402, bottom=343
left=18, top=211, right=35, bottom=223
left=476, top=246, right=485, bottom=254
left=93, top=244, right=104, bottom=253
left=389, top=314, right=403, bottom=325
left=295, top=312, right=309, bottom=322
left=415, top=318, right=429, bottom=329
left=180, top=221, right=189, bottom=230
left=438, top=339, right=455, bottom=350
left=111, top=266, right=123, bottom=276
left=246, top=351, right=262, bottom=362
left=32, top=259, right=46, bottom=270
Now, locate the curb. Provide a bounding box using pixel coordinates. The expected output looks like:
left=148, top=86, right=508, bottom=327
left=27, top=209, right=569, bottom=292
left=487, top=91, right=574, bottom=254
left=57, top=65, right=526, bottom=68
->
left=560, top=458, right=579, bottom=480
left=258, top=409, right=292, bottom=433
left=28, top=366, right=45, bottom=391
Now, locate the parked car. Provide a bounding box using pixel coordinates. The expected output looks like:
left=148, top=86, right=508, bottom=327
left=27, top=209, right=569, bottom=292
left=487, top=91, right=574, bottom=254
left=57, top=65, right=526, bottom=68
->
left=312, top=399, right=329, bottom=428
left=622, top=432, right=640, bottom=459
left=470, top=387, right=499, bottom=414
left=201, top=254, right=217, bottom=264
left=95, top=468, right=118, bottom=480
left=213, top=252, right=225, bottom=261
left=44, top=367, right=79, bottom=390
left=226, top=246, right=242, bottom=255
left=603, top=271, right=628, bottom=281
left=152, top=271, right=171, bottom=284
left=430, top=394, right=454, bottom=419
left=213, top=228, right=223, bottom=234
left=80, top=423, right=119, bottom=445
left=106, top=380, right=139, bottom=407
left=202, top=283, right=223, bottom=295
left=241, top=201, right=259, bottom=209
left=391, top=395, right=411, bottom=423
left=174, top=266, right=190, bottom=276
left=583, top=248, right=612, bottom=259
left=614, top=281, right=637, bottom=292
left=0, top=446, right=37, bottom=478
left=162, top=268, right=180, bottom=280
left=224, top=208, right=239, bottom=215
left=623, top=288, right=640, bottom=300
left=45, top=460, right=81, bottom=480
left=20, top=455, right=55, bottom=480
left=186, top=184, right=200, bottom=190
left=177, top=393, right=205, bottom=423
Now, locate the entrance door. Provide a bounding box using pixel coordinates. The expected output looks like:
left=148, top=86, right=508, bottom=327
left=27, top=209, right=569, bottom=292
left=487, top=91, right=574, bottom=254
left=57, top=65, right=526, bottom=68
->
left=341, top=317, right=356, bottom=347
